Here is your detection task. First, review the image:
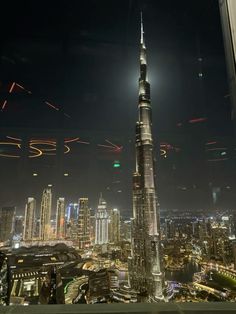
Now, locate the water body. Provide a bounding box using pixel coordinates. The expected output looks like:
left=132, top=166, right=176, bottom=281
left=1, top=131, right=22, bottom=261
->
left=165, top=260, right=201, bottom=283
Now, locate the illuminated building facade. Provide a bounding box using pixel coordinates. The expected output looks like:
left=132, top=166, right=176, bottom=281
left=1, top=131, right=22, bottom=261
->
left=0, top=207, right=16, bottom=243
left=164, top=219, right=175, bottom=240
left=23, top=198, right=36, bottom=241
left=219, top=0, right=236, bottom=129
left=56, top=198, right=65, bottom=239
left=14, top=216, right=24, bottom=238
left=39, top=188, right=52, bottom=241
left=78, top=198, right=90, bottom=249
left=66, top=203, right=79, bottom=240
left=109, top=208, right=120, bottom=244
left=95, top=195, right=109, bottom=245
left=66, top=203, right=78, bottom=223
left=128, top=14, right=163, bottom=301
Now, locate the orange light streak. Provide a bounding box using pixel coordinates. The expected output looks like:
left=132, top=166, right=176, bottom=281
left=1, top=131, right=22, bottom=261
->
left=64, top=145, right=70, bottom=154
left=0, top=153, right=20, bottom=158
left=64, top=137, right=80, bottom=143
left=6, top=136, right=22, bottom=141
left=29, top=146, right=43, bottom=158
left=1, top=100, right=8, bottom=110
left=15, top=83, right=32, bottom=94
left=9, top=82, right=16, bottom=93
left=77, top=140, right=90, bottom=145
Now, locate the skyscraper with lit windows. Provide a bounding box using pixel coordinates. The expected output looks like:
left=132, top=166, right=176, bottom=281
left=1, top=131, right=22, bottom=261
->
left=95, top=195, right=109, bottom=245
left=109, top=208, right=120, bottom=244
left=23, top=197, right=36, bottom=241
left=78, top=198, right=90, bottom=249
left=39, top=188, right=52, bottom=241
left=128, top=14, right=164, bottom=301
left=56, top=197, right=65, bottom=239
left=0, top=207, right=15, bottom=243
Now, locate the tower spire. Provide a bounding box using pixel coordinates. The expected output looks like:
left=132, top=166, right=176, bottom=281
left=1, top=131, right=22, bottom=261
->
left=140, top=11, right=144, bottom=45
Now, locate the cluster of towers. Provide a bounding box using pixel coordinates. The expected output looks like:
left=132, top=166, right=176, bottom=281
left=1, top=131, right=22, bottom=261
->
left=23, top=189, right=67, bottom=242
left=21, top=189, right=121, bottom=249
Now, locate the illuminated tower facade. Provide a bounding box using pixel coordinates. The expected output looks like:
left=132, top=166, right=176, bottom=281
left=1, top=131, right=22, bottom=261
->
left=56, top=198, right=65, bottom=239
left=39, top=188, right=52, bottom=241
left=95, top=195, right=109, bottom=245
left=78, top=198, right=90, bottom=249
left=0, top=207, right=15, bottom=243
left=128, top=14, right=164, bottom=301
left=109, top=208, right=120, bottom=244
left=23, top=197, right=36, bottom=241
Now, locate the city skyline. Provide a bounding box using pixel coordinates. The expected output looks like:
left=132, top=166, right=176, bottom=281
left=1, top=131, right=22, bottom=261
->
left=1, top=0, right=236, bottom=306
left=1, top=0, right=236, bottom=214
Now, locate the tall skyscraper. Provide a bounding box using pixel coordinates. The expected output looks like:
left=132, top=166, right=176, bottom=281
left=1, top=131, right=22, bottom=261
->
left=23, top=198, right=36, bottom=241
left=14, top=216, right=24, bottom=238
left=219, top=0, right=236, bottom=130
left=95, top=195, right=109, bottom=245
left=128, top=14, right=163, bottom=301
left=109, top=208, right=120, bottom=244
left=56, top=198, right=65, bottom=239
left=39, top=188, right=52, bottom=241
left=78, top=198, right=90, bottom=249
left=66, top=203, right=79, bottom=240
left=0, top=207, right=15, bottom=243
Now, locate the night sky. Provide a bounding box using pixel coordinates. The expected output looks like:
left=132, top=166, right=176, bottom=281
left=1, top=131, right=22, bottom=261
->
left=0, top=0, right=235, bottom=217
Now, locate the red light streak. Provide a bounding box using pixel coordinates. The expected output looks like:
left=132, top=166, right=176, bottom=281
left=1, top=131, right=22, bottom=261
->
left=188, top=117, right=207, bottom=124
left=105, top=139, right=119, bottom=149
left=2, top=81, right=70, bottom=117
left=97, top=144, right=114, bottom=149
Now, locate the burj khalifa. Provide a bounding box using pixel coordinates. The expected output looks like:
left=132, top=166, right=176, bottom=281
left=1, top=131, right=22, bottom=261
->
left=128, top=13, right=164, bottom=301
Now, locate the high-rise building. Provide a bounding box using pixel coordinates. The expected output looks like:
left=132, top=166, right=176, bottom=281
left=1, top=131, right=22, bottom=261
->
left=14, top=216, right=24, bottom=238
left=66, top=203, right=78, bottom=223
left=128, top=14, right=164, bottom=301
left=23, top=198, right=36, bottom=241
left=0, top=207, right=16, bottom=243
left=56, top=198, right=65, bottom=239
left=66, top=203, right=79, bottom=240
left=95, top=195, right=109, bottom=245
left=219, top=0, right=236, bottom=130
left=164, top=219, right=175, bottom=240
left=39, top=188, right=52, bottom=241
left=78, top=198, right=90, bottom=249
left=109, top=208, right=120, bottom=244
left=89, top=213, right=96, bottom=245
